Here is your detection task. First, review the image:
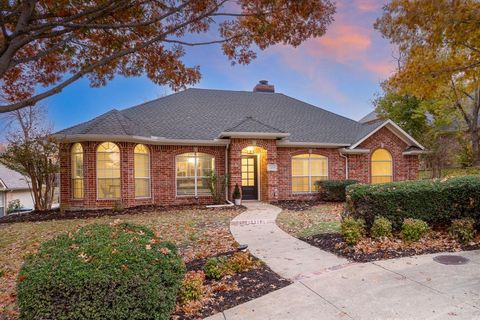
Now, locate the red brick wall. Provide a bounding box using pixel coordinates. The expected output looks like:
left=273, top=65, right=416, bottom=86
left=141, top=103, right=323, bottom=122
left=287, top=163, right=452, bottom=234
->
left=59, top=129, right=419, bottom=209
left=60, top=142, right=225, bottom=209
left=349, top=127, right=419, bottom=183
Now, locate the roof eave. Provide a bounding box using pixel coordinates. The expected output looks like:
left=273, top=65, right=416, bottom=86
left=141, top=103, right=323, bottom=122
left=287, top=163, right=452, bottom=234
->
left=277, top=141, right=350, bottom=148
left=218, top=132, right=290, bottom=139
left=339, top=148, right=370, bottom=154
left=53, top=134, right=230, bottom=146
left=402, top=150, right=430, bottom=156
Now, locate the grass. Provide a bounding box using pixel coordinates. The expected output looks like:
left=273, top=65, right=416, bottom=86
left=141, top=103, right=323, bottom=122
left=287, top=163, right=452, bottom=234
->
left=276, top=203, right=343, bottom=238
left=0, top=207, right=241, bottom=319
left=419, top=166, right=480, bottom=179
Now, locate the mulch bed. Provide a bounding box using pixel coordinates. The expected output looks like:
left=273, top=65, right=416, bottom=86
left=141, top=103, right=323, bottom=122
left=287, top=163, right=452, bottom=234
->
left=173, top=251, right=291, bottom=320
left=301, top=232, right=480, bottom=263
left=0, top=204, right=246, bottom=225
left=274, top=199, right=324, bottom=211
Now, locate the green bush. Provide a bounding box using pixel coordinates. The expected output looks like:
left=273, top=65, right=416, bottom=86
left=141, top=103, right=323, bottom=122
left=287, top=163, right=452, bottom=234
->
left=345, top=175, right=480, bottom=231
left=315, top=180, right=358, bottom=202
left=371, top=216, right=393, bottom=239
left=17, top=223, right=185, bottom=320
left=340, top=217, right=365, bottom=245
left=225, top=252, right=260, bottom=273
left=400, top=219, right=430, bottom=242
left=203, top=256, right=228, bottom=280
left=449, top=218, right=476, bottom=244
left=178, top=271, right=205, bottom=305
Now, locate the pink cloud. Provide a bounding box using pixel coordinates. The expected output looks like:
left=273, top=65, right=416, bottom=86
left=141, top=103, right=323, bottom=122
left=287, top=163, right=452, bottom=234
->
left=354, top=0, right=382, bottom=12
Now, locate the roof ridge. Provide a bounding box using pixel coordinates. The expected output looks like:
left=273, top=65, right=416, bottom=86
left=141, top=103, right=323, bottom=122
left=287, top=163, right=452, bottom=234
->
left=226, top=116, right=285, bottom=133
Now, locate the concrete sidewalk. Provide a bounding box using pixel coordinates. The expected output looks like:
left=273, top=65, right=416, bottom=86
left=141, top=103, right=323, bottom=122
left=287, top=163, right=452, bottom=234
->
left=206, top=202, right=480, bottom=320
left=208, top=251, right=480, bottom=320
left=230, top=201, right=349, bottom=280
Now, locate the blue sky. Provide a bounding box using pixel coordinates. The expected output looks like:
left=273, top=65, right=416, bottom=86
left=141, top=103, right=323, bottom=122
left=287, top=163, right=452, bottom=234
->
left=44, top=0, right=393, bottom=132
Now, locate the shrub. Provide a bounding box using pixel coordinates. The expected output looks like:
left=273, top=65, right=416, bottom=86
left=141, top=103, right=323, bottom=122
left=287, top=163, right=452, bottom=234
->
left=225, top=252, right=259, bottom=273
left=449, top=218, right=476, bottom=244
left=178, top=271, right=205, bottom=305
left=203, top=256, right=228, bottom=280
left=340, top=217, right=365, bottom=245
left=400, top=219, right=430, bottom=242
left=345, top=175, right=480, bottom=231
left=7, top=199, right=23, bottom=213
left=232, top=183, right=241, bottom=200
left=17, top=223, right=185, bottom=320
left=371, top=216, right=393, bottom=239
left=315, top=180, right=358, bottom=202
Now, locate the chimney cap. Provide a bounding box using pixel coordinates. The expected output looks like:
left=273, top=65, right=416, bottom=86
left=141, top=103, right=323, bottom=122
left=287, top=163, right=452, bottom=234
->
left=253, top=80, right=275, bottom=93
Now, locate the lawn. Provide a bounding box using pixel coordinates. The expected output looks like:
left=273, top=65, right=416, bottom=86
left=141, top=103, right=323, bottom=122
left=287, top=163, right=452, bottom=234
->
left=0, top=207, right=242, bottom=319
left=419, top=166, right=480, bottom=179
left=276, top=203, right=343, bottom=238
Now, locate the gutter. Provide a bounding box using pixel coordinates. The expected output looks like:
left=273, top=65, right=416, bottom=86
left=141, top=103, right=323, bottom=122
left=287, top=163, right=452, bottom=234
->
left=339, top=148, right=370, bottom=154
left=206, top=142, right=234, bottom=208
left=218, top=132, right=290, bottom=139
left=53, top=134, right=230, bottom=146
left=402, top=150, right=430, bottom=156
left=277, top=141, right=350, bottom=148
left=340, top=153, right=349, bottom=179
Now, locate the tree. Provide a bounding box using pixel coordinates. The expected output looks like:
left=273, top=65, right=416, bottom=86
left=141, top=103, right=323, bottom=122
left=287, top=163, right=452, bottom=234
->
left=0, top=0, right=335, bottom=113
left=374, top=88, right=456, bottom=177
left=0, top=106, right=58, bottom=211
left=375, top=0, right=480, bottom=165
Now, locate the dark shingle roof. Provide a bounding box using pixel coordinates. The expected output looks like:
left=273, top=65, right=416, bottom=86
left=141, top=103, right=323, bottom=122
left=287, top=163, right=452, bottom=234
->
left=359, top=110, right=379, bottom=124
left=57, top=88, right=388, bottom=145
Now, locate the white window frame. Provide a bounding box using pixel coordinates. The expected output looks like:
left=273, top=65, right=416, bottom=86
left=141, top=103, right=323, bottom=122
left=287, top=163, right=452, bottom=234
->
left=134, top=144, right=151, bottom=199
left=96, top=142, right=121, bottom=200
left=71, top=143, right=84, bottom=199
left=175, top=152, right=214, bottom=197
left=292, top=154, right=329, bottom=194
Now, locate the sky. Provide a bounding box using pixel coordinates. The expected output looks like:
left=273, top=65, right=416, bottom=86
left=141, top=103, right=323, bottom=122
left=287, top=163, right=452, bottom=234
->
left=43, top=0, right=395, bottom=132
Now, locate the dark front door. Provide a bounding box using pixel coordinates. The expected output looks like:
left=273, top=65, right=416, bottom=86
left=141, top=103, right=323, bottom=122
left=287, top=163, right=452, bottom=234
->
left=241, top=155, right=258, bottom=200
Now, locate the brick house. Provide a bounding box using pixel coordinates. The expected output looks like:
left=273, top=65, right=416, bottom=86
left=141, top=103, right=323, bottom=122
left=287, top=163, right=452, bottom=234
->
left=55, top=81, right=426, bottom=209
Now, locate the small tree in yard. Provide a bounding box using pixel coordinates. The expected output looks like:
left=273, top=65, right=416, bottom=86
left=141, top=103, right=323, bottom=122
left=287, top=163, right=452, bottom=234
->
left=0, top=106, right=58, bottom=211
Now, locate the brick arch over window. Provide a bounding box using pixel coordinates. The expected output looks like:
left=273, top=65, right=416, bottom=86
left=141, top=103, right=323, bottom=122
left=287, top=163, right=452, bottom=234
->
left=371, top=148, right=393, bottom=184
left=96, top=142, right=121, bottom=199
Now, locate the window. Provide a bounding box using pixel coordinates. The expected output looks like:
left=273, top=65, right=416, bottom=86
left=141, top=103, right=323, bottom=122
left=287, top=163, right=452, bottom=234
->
left=292, top=154, right=328, bottom=193
left=0, top=192, right=4, bottom=217
left=371, top=148, right=393, bottom=184
left=176, top=152, right=214, bottom=196
left=97, top=142, right=121, bottom=199
left=134, top=144, right=150, bottom=198
left=71, top=143, right=84, bottom=199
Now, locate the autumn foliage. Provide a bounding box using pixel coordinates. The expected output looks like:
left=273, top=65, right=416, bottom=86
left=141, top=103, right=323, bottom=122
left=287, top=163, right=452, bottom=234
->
left=0, top=0, right=335, bottom=112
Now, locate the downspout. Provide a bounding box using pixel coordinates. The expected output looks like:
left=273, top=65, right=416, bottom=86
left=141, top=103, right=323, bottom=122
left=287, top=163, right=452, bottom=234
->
left=340, top=153, right=349, bottom=180
left=206, top=142, right=234, bottom=208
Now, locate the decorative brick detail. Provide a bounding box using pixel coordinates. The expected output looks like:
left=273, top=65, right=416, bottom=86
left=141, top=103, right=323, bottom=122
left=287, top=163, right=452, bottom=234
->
left=59, top=129, right=420, bottom=209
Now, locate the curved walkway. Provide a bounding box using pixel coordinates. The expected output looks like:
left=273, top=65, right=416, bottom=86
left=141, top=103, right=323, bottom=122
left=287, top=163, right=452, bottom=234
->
left=230, top=201, right=350, bottom=280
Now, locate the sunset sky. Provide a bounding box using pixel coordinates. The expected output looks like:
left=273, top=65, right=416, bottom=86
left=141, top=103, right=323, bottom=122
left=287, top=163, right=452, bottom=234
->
left=45, top=0, right=394, bottom=131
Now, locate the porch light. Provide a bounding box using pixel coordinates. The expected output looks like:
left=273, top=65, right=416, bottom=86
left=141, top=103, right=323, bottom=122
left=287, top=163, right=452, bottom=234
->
left=245, top=146, right=255, bottom=154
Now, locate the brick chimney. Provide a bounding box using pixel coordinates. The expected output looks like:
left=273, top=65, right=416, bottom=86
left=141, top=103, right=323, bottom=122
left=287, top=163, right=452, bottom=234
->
left=253, top=80, right=275, bottom=93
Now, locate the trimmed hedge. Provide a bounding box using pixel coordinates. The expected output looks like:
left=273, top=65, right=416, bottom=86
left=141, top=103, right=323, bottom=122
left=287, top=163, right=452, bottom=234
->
left=344, top=175, right=480, bottom=231
left=316, top=180, right=358, bottom=202
left=17, top=223, right=185, bottom=320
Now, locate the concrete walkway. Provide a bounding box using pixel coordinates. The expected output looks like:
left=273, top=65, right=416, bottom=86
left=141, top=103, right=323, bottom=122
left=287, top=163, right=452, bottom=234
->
left=230, top=201, right=349, bottom=280
left=206, top=202, right=480, bottom=320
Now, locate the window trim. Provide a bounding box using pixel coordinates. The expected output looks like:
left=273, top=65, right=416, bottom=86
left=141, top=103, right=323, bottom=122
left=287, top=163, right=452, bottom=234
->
left=134, top=144, right=152, bottom=199
left=175, top=152, right=215, bottom=197
left=291, top=153, right=329, bottom=194
left=96, top=142, right=121, bottom=200
left=370, top=148, right=393, bottom=184
left=71, top=143, right=84, bottom=200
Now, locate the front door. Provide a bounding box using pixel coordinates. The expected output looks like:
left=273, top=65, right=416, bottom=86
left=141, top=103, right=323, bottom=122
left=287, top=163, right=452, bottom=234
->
left=241, top=155, right=258, bottom=200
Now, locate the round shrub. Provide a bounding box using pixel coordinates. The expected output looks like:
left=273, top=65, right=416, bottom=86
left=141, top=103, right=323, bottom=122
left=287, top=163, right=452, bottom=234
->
left=400, top=218, right=430, bottom=242
left=316, top=179, right=358, bottom=202
left=17, top=223, right=185, bottom=320
left=178, top=271, right=205, bottom=305
left=203, top=256, right=228, bottom=280
left=340, top=217, right=365, bottom=245
left=371, top=216, right=393, bottom=239
left=449, top=218, right=476, bottom=244
left=225, top=252, right=260, bottom=273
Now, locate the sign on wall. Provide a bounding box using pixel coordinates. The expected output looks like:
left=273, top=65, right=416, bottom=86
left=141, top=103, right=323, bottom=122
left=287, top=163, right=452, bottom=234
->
left=267, top=163, right=278, bottom=172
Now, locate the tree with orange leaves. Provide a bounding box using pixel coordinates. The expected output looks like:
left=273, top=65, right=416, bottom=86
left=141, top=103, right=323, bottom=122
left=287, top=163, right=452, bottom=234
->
left=0, top=0, right=335, bottom=113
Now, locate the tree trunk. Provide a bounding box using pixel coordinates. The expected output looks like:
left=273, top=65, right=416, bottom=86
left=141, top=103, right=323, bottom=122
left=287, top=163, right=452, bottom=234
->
left=470, top=128, right=480, bottom=166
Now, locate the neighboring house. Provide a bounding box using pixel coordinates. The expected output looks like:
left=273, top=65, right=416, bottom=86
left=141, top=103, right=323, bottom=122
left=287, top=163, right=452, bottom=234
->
left=0, top=164, right=34, bottom=216
left=55, top=81, right=426, bottom=210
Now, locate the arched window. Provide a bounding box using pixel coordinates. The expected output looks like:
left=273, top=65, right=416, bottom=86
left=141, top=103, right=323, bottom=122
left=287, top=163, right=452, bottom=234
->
left=371, top=148, right=393, bottom=184
left=292, top=154, right=328, bottom=193
left=176, top=152, right=214, bottom=196
left=134, top=144, right=150, bottom=198
left=97, top=142, right=120, bottom=199
left=71, top=143, right=84, bottom=199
